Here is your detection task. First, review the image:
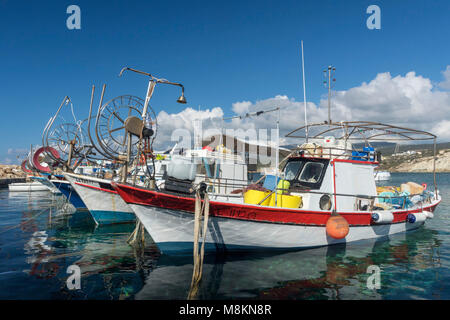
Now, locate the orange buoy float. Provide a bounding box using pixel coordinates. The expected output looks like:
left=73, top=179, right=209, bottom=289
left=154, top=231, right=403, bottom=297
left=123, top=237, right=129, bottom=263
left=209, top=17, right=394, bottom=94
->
left=326, top=214, right=349, bottom=239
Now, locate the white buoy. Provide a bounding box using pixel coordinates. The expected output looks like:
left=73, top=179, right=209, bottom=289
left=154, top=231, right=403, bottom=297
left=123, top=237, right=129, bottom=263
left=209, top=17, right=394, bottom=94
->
left=407, top=211, right=428, bottom=223
left=371, top=211, right=394, bottom=224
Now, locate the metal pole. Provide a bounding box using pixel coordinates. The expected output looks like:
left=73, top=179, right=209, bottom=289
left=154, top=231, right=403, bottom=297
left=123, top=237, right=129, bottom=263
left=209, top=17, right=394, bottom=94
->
left=301, top=41, right=308, bottom=142
left=328, top=66, right=331, bottom=124
left=122, top=132, right=132, bottom=183
left=67, top=141, right=74, bottom=171
left=433, top=137, right=437, bottom=199
left=142, top=80, right=156, bottom=119
left=275, top=108, right=280, bottom=207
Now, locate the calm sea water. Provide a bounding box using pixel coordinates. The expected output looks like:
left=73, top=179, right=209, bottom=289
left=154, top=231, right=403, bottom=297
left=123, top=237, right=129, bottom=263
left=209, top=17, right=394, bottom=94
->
left=0, top=173, right=449, bottom=300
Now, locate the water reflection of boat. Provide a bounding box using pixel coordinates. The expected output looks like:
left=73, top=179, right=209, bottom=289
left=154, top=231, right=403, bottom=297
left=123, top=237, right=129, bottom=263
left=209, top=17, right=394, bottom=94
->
left=21, top=217, right=157, bottom=299
left=135, top=229, right=440, bottom=300
left=72, top=224, right=141, bottom=276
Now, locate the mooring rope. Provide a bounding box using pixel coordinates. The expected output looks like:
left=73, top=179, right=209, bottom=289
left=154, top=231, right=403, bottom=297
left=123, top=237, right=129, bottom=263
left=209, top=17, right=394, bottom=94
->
left=187, top=189, right=210, bottom=300
left=127, top=219, right=145, bottom=247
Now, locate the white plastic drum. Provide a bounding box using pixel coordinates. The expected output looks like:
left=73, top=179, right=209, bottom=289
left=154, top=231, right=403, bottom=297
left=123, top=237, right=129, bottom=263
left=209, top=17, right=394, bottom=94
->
left=407, top=211, right=428, bottom=223
left=371, top=211, right=394, bottom=224
left=167, top=156, right=197, bottom=181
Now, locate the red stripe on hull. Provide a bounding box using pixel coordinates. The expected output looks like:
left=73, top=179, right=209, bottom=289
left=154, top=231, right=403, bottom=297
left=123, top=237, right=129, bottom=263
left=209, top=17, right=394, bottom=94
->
left=75, top=182, right=118, bottom=194
left=111, top=183, right=440, bottom=226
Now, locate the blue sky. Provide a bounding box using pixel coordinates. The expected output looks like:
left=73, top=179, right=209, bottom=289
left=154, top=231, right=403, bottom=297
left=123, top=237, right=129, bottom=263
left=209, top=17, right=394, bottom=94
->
left=1, top=0, right=450, bottom=162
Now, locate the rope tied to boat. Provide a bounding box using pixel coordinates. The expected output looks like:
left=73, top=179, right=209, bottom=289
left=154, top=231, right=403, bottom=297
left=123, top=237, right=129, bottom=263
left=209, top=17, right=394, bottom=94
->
left=187, top=183, right=210, bottom=300
left=127, top=219, right=145, bottom=247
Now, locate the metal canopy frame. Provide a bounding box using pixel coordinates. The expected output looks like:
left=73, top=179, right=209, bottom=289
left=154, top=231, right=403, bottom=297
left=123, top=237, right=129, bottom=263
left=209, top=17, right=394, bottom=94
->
left=285, top=121, right=436, bottom=141
left=285, top=120, right=438, bottom=199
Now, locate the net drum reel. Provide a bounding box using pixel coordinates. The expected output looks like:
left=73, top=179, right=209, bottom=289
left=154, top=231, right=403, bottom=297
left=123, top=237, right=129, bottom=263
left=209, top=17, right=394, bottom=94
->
left=94, top=94, right=156, bottom=161
left=87, top=67, right=185, bottom=183
left=46, top=123, right=87, bottom=166
left=41, top=96, right=92, bottom=171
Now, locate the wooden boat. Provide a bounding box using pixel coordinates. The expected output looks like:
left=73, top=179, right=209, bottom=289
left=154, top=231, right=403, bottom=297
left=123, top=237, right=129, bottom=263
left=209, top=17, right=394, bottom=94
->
left=112, top=121, right=441, bottom=255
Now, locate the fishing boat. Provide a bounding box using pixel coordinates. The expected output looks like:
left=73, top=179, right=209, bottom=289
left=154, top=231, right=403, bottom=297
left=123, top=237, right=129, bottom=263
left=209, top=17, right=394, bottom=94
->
left=112, top=121, right=441, bottom=255
left=64, top=172, right=136, bottom=225
left=8, top=181, right=49, bottom=192
left=374, top=170, right=391, bottom=181
left=50, top=176, right=87, bottom=210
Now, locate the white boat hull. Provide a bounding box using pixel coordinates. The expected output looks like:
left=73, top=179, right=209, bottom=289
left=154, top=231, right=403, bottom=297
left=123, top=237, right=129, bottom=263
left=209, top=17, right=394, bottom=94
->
left=65, top=174, right=135, bottom=225
left=130, top=203, right=426, bottom=255
left=8, top=182, right=49, bottom=192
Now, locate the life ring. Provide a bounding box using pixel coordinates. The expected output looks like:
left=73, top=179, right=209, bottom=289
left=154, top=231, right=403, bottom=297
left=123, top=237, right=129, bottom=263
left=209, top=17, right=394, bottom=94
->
left=32, top=147, right=60, bottom=173
left=422, top=183, right=427, bottom=190
left=21, top=160, right=33, bottom=173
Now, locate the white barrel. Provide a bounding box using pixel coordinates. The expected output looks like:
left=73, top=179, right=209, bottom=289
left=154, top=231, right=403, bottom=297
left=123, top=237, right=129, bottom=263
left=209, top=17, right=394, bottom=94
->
left=167, top=156, right=197, bottom=181
left=371, top=211, right=394, bottom=224
left=407, top=211, right=428, bottom=223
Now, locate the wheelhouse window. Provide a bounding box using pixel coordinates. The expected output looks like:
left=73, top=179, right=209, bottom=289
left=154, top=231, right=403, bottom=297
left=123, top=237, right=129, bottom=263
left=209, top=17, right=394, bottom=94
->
left=284, top=161, right=302, bottom=180
left=282, top=158, right=329, bottom=190
left=298, top=162, right=324, bottom=183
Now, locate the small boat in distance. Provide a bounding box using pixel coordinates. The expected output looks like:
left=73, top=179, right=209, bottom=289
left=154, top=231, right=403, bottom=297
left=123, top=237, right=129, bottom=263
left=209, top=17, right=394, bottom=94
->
left=8, top=181, right=49, bottom=192
left=374, top=170, right=391, bottom=181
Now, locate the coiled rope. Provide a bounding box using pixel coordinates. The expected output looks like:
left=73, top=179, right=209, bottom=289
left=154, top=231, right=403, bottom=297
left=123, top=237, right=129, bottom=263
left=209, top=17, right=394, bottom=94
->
left=187, top=188, right=210, bottom=300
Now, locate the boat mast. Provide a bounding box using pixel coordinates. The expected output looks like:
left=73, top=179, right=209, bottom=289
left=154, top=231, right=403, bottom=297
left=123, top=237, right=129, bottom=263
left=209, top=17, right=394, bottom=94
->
left=275, top=107, right=280, bottom=206
left=301, top=41, right=308, bottom=142
left=323, top=65, right=336, bottom=124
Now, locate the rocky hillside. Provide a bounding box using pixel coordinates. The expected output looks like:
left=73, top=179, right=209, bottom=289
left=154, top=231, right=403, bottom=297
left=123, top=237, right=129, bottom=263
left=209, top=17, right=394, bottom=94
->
left=379, top=149, right=450, bottom=172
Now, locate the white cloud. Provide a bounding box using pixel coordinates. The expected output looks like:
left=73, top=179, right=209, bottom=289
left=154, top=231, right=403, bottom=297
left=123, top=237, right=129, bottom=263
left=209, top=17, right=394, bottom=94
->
left=154, top=107, right=224, bottom=150
left=231, top=101, right=252, bottom=115
left=439, top=65, right=450, bottom=90
left=144, top=67, right=450, bottom=149
left=7, top=148, right=27, bottom=155
left=328, top=71, right=450, bottom=139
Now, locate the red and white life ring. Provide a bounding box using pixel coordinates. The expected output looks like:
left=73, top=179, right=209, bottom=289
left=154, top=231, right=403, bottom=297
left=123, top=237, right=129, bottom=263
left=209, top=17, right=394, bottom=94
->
left=32, top=147, right=60, bottom=172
